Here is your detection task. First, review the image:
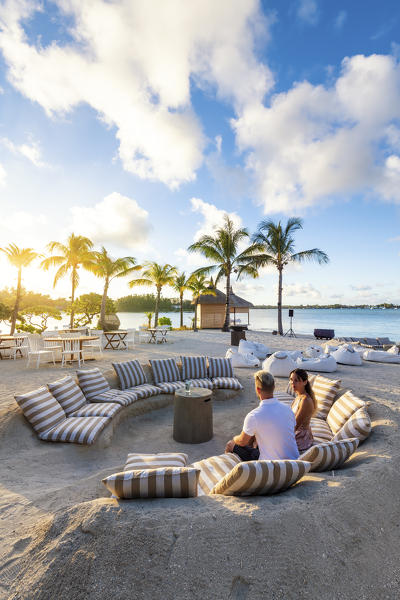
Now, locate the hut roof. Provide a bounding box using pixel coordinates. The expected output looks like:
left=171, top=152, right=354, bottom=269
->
left=194, top=287, right=254, bottom=308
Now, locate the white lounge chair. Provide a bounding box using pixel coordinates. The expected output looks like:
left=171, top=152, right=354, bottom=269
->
left=138, top=326, right=150, bottom=343
left=61, top=338, right=86, bottom=367
left=125, top=328, right=135, bottom=349
left=27, top=334, right=56, bottom=368
left=82, top=330, right=103, bottom=355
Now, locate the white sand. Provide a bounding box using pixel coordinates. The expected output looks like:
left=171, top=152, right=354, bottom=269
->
left=1, top=330, right=399, bottom=599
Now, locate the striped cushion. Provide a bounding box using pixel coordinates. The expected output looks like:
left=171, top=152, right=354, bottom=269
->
left=310, top=374, right=341, bottom=419
left=102, top=467, right=200, bottom=498
left=300, top=438, right=359, bottom=471
left=156, top=381, right=185, bottom=394
left=310, top=417, right=333, bottom=443
left=14, top=386, right=66, bottom=435
left=210, top=460, right=311, bottom=496
left=39, top=416, right=109, bottom=444
left=332, top=407, right=371, bottom=442
left=47, top=376, right=87, bottom=415
left=211, top=377, right=243, bottom=390
left=91, top=389, right=138, bottom=406
left=191, top=453, right=241, bottom=496
left=76, top=368, right=111, bottom=400
left=150, top=358, right=181, bottom=383
left=181, top=356, right=207, bottom=380
left=274, top=391, right=295, bottom=405
left=112, top=360, right=147, bottom=390
left=69, top=402, right=121, bottom=419
left=124, top=452, right=188, bottom=471
left=129, top=384, right=162, bottom=399
left=327, top=391, right=366, bottom=434
left=187, top=378, right=214, bottom=389
left=207, top=357, right=234, bottom=378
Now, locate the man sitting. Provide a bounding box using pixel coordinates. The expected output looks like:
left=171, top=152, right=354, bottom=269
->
left=225, top=370, right=299, bottom=461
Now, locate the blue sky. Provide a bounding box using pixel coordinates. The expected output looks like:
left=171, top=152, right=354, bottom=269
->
left=0, top=0, right=399, bottom=306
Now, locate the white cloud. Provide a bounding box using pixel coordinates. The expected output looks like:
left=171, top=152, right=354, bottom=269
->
left=0, top=0, right=274, bottom=188
left=0, top=210, right=49, bottom=247
left=334, top=10, right=347, bottom=30
left=233, top=53, right=400, bottom=213
left=0, top=163, right=6, bottom=186
left=297, top=0, right=319, bottom=26
left=190, top=197, right=243, bottom=241
left=283, top=282, right=321, bottom=299
left=70, top=192, right=152, bottom=250
left=350, top=284, right=372, bottom=291
left=1, top=136, right=48, bottom=167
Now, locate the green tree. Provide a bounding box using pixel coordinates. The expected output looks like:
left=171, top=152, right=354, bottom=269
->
left=144, top=311, right=153, bottom=328
left=186, top=274, right=216, bottom=332
left=91, top=247, right=140, bottom=330
left=252, top=217, right=329, bottom=335
left=188, top=215, right=262, bottom=331
left=69, top=293, right=116, bottom=327
left=0, top=244, right=39, bottom=334
left=0, top=302, right=11, bottom=322
left=41, top=234, right=96, bottom=328
left=172, top=272, right=189, bottom=328
left=128, top=262, right=177, bottom=327
left=18, top=305, right=62, bottom=333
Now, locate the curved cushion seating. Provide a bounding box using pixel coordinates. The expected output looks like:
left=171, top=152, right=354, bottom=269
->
left=77, top=368, right=111, bottom=400
left=296, top=355, right=337, bottom=373
left=48, top=375, right=88, bottom=415
left=186, top=378, right=214, bottom=389
left=332, top=407, right=371, bottom=442
left=208, top=356, right=234, bottom=378
left=90, top=389, right=138, bottom=406
left=124, top=452, right=188, bottom=471
left=238, top=339, right=270, bottom=360
left=40, top=416, right=110, bottom=444
left=69, top=402, right=121, bottom=419
left=210, top=460, right=311, bottom=496
left=309, top=374, right=341, bottom=419
left=362, top=349, right=400, bottom=363
left=262, top=352, right=297, bottom=377
left=14, top=386, right=67, bottom=435
left=332, top=346, right=363, bottom=366
left=310, top=417, right=333, bottom=443
left=156, top=381, right=185, bottom=394
left=181, top=356, right=208, bottom=380
left=112, top=360, right=147, bottom=390
left=326, top=390, right=365, bottom=434
left=212, top=377, right=243, bottom=390
left=191, top=453, right=241, bottom=496
left=300, top=438, right=359, bottom=471
left=226, top=348, right=259, bottom=367
left=102, top=467, right=200, bottom=499
left=150, top=358, right=180, bottom=383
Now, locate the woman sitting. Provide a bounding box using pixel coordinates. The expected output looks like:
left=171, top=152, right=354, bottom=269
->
left=289, top=368, right=316, bottom=452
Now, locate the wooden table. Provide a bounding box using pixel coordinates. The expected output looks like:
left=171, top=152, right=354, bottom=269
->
left=103, top=331, right=128, bottom=350
left=43, top=336, right=99, bottom=361
left=173, top=387, right=213, bottom=444
left=0, top=335, right=27, bottom=359
left=147, top=328, right=168, bottom=343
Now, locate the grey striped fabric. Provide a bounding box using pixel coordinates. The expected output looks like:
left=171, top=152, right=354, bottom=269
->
left=69, top=402, right=121, bottom=419
left=310, top=375, right=341, bottom=419
left=112, top=360, right=147, bottom=390
left=327, top=390, right=366, bottom=434
left=124, top=452, right=188, bottom=471
left=181, top=356, right=207, bottom=380
left=76, top=368, right=111, bottom=400
left=332, top=407, right=371, bottom=442
left=102, top=467, right=200, bottom=498
left=207, top=357, right=234, bottom=378
left=156, top=381, right=185, bottom=394
left=310, top=417, right=333, bottom=443
left=274, top=391, right=295, bottom=404
left=211, top=377, right=243, bottom=390
left=15, top=386, right=66, bottom=435
left=210, top=460, right=311, bottom=496
left=150, top=358, right=181, bottom=383
left=48, top=375, right=87, bottom=415
left=91, top=389, right=138, bottom=406
left=130, top=383, right=162, bottom=399
left=187, top=378, right=214, bottom=389
left=300, top=438, right=359, bottom=471
left=39, top=416, right=109, bottom=444
left=191, top=453, right=241, bottom=496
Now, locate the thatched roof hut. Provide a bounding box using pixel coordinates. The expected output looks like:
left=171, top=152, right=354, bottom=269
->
left=193, top=287, right=253, bottom=329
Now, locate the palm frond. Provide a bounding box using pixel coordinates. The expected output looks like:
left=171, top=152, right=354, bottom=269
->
left=289, top=249, right=330, bottom=265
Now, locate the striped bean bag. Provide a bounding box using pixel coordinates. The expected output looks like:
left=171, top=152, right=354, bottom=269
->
left=77, top=368, right=111, bottom=400
left=39, top=416, right=110, bottom=444
left=90, top=389, right=138, bottom=406
left=327, top=390, right=365, bottom=434
left=191, top=453, right=241, bottom=496
left=181, top=356, right=207, bottom=380
left=124, top=452, right=188, bottom=471
left=309, top=374, right=341, bottom=419
left=102, top=467, right=200, bottom=498
left=207, top=357, right=234, bottom=378
left=15, top=386, right=67, bottom=436
left=300, top=438, right=359, bottom=471
left=211, top=377, right=243, bottom=390
left=112, top=360, right=147, bottom=390
left=48, top=376, right=87, bottom=415
left=332, top=407, right=371, bottom=442
left=210, top=460, right=311, bottom=496
left=150, top=358, right=181, bottom=384
left=156, top=381, right=185, bottom=394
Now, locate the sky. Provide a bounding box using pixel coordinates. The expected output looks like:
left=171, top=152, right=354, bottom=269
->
left=0, top=0, right=400, bottom=307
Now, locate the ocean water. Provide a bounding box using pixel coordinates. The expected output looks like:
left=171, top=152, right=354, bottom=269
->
left=17, top=308, right=400, bottom=341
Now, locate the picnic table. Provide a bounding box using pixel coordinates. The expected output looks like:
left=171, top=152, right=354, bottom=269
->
left=147, top=328, right=169, bottom=344
left=0, top=335, right=27, bottom=359
left=43, top=335, right=100, bottom=361
left=103, top=331, right=128, bottom=350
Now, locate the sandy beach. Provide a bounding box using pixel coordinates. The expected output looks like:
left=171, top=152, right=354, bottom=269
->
left=1, top=329, right=399, bottom=599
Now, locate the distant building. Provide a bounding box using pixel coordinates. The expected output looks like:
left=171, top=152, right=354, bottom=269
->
left=194, top=287, right=253, bottom=329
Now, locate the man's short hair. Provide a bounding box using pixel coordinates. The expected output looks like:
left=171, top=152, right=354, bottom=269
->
left=254, top=370, right=275, bottom=394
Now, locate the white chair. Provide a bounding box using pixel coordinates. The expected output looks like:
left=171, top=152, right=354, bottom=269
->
left=27, top=334, right=56, bottom=368
left=10, top=335, right=29, bottom=360
left=61, top=338, right=86, bottom=367
left=138, top=326, right=150, bottom=343
left=82, top=330, right=103, bottom=355
left=43, top=337, right=63, bottom=361
left=125, top=328, right=135, bottom=349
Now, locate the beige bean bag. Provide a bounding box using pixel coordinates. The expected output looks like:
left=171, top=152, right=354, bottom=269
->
left=362, top=349, right=400, bottom=363
left=262, top=351, right=297, bottom=377
left=296, top=354, right=337, bottom=372
left=332, top=345, right=363, bottom=366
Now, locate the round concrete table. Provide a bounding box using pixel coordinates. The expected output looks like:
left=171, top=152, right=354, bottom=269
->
left=173, top=387, right=213, bottom=444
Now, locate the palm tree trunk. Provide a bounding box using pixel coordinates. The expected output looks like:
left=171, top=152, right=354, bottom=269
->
left=70, top=268, right=76, bottom=328
left=277, top=267, right=283, bottom=335
left=180, top=292, right=183, bottom=328
left=100, top=277, right=109, bottom=330
left=10, top=268, right=22, bottom=334
left=154, top=287, right=161, bottom=327
left=222, top=270, right=231, bottom=332
left=193, top=298, right=198, bottom=332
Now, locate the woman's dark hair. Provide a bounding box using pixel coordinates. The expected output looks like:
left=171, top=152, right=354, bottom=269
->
left=289, top=368, right=317, bottom=412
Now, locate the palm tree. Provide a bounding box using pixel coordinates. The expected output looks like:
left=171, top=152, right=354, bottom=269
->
left=252, top=217, right=329, bottom=335
left=91, top=247, right=140, bottom=330
left=0, top=244, right=39, bottom=334
left=172, top=272, right=189, bottom=328
left=41, top=234, right=96, bottom=328
left=188, top=215, right=262, bottom=331
left=186, top=274, right=216, bottom=332
left=128, top=262, right=177, bottom=327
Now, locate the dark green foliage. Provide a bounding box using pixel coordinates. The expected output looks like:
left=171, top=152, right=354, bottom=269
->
left=67, top=293, right=116, bottom=326
left=116, top=294, right=180, bottom=312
